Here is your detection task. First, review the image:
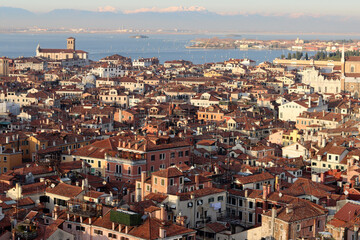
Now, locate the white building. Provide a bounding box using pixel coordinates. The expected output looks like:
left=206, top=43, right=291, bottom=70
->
left=278, top=97, right=328, bottom=122
left=132, top=57, right=158, bottom=68
left=0, top=102, right=20, bottom=115
left=90, top=65, right=127, bottom=78
left=299, top=67, right=341, bottom=94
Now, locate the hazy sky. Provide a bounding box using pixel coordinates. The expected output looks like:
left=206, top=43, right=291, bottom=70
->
left=1, top=0, right=360, bottom=17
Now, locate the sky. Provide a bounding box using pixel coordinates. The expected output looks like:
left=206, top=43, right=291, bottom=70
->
left=1, top=0, right=360, bottom=17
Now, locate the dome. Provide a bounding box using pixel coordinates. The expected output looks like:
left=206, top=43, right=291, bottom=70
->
left=83, top=74, right=96, bottom=85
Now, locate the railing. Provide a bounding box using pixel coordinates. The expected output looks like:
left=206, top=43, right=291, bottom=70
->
left=16, top=231, right=37, bottom=240
left=66, top=201, right=102, bottom=218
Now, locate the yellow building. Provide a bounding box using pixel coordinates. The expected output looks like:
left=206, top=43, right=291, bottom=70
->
left=204, top=70, right=223, bottom=78
left=28, top=133, right=91, bottom=161
left=282, top=129, right=301, bottom=146
left=0, top=134, right=24, bottom=173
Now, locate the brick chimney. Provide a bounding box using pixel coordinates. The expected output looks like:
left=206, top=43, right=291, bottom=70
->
left=267, top=183, right=271, bottom=195
left=320, top=172, right=325, bottom=183
left=195, top=174, right=200, bottom=190
left=263, top=184, right=268, bottom=200
left=160, top=204, right=167, bottom=222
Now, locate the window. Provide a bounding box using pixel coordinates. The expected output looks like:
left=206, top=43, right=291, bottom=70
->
left=54, top=198, right=66, bottom=206
left=208, top=197, right=214, bottom=203
left=185, top=150, right=189, bottom=156
left=128, top=168, right=131, bottom=175
left=179, top=177, right=183, bottom=184
left=257, top=214, right=262, bottom=223
left=309, top=226, right=313, bottom=231
left=94, top=230, right=103, bottom=235
left=170, top=178, right=174, bottom=186
left=76, top=226, right=85, bottom=231
left=154, top=177, right=158, bottom=184
left=248, top=213, right=253, bottom=223
left=116, top=165, right=121, bottom=173
left=296, top=224, right=301, bottom=232
left=151, top=155, right=155, bottom=161
left=138, top=167, right=141, bottom=175
left=67, top=224, right=72, bottom=229
left=238, top=199, right=243, bottom=207
left=178, top=151, right=183, bottom=157
left=239, top=211, right=243, bottom=220
left=249, top=202, right=254, bottom=209
left=170, top=152, right=175, bottom=158
left=3, top=157, right=6, bottom=162
left=197, top=200, right=203, bottom=205
left=161, top=179, right=165, bottom=186
left=108, top=233, right=117, bottom=239
left=98, top=161, right=101, bottom=168
left=218, top=196, right=224, bottom=201
left=3, top=167, right=7, bottom=173
left=160, top=153, right=165, bottom=160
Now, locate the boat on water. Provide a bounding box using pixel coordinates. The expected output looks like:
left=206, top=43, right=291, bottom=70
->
left=225, top=34, right=242, bottom=38
left=130, top=35, right=149, bottom=39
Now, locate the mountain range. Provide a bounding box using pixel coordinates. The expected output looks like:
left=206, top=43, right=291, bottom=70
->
left=1, top=6, right=359, bottom=33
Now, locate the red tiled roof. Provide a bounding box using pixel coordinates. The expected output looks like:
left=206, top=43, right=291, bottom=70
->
left=152, top=167, right=184, bottom=178
left=234, top=172, right=274, bottom=185
left=46, top=183, right=83, bottom=198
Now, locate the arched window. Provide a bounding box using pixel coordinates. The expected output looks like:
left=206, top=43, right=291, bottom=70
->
left=351, top=65, right=355, bottom=73
left=116, top=165, right=121, bottom=173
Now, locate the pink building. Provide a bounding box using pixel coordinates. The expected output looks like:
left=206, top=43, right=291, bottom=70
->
left=106, top=136, right=191, bottom=183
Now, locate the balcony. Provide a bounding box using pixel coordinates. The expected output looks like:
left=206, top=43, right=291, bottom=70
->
left=66, top=200, right=102, bottom=218
left=15, top=220, right=38, bottom=240
left=114, top=172, right=122, bottom=177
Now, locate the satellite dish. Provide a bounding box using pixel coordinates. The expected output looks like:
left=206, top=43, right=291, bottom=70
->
left=279, top=192, right=283, bottom=197
left=344, top=190, right=349, bottom=195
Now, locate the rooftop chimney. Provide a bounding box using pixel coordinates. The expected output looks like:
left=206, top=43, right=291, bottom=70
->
left=286, top=204, right=293, bottom=214
left=159, top=226, right=166, bottom=239
left=263, top=184, right=268, bottom=200
left=195, top=174, right=200, bottom=190
left=160, top=204, right=167, bottom=222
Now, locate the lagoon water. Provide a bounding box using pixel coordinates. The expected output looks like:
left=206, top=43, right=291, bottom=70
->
left=0, top=33, right=354, bottom=64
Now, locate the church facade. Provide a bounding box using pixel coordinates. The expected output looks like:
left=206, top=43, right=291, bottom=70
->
left=341, top=49, right=360, bottom=98
left=36, top=37, right=88, bottom=67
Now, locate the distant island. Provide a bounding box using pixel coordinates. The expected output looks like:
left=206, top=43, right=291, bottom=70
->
left=130, top=35, right=149, bottom=39
left=187, top=37, right=360, bottom=51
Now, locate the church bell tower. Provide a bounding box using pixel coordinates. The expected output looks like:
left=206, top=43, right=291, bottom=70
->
left=67, top=37, right=75, bottom=50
